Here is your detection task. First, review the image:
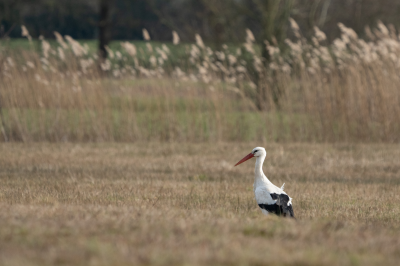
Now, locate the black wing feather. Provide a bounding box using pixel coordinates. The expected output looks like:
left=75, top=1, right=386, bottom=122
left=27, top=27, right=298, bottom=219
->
left=259, top=193, right=295, bottom=218
left=258, top=203, right=283, bottom=215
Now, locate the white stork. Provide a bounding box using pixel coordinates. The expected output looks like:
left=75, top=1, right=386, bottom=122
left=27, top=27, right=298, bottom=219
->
left=235, top=147, right=295, bottom=218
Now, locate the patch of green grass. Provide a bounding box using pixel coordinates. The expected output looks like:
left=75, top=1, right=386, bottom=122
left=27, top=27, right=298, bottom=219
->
left=0, top=38, right=191, bottom=60
left=0, top=106, right=320, bottom=142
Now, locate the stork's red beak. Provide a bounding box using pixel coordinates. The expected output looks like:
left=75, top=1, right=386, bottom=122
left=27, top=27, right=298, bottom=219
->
left=234, top=153, right=254, bottom=166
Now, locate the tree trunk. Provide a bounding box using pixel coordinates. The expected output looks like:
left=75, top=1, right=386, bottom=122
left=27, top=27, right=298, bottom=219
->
left=255, top=0, right=294, bottom=110
left=99, top=0, right=111, bottom=60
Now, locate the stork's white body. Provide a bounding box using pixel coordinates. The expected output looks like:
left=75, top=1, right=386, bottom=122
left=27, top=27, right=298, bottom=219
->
left=235, top=147, right=295, bottom=217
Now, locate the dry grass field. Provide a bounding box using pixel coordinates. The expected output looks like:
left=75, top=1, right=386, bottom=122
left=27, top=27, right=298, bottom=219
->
left=0, top=142, right=399, bottom=266
left=1, top=21, right=400, bottom=266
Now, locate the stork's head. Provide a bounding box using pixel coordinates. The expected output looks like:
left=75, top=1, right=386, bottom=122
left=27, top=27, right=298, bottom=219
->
left=234, top=147, right=266, bottom=166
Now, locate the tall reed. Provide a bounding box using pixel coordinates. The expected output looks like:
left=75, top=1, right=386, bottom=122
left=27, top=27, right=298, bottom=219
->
left=0, top=22, right=399, bottom=142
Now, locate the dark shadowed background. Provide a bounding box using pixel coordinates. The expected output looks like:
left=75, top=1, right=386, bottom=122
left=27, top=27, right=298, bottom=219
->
left=2, top=0, right=400, bottom=43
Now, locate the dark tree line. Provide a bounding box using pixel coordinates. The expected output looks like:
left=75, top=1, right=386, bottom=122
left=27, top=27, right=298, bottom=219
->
left=2, top=0, right=400, bottom=57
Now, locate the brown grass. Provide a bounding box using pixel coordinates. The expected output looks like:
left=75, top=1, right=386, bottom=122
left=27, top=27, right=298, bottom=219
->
left=0, top=143, right=399, bottom=265
left=1, top=21, right=400, bottom=143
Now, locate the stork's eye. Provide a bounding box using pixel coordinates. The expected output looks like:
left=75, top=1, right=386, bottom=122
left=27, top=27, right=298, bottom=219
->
left=254, top=150, right=258, bottom=153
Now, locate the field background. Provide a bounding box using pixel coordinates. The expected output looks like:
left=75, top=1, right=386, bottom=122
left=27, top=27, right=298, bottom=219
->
left=1, top=15, right=400, bottom=266
left=0, top=143, right=400, bottom=266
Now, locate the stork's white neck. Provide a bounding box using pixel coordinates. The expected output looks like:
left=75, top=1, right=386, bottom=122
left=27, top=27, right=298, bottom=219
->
left=254, top=154, right=271, bottom=183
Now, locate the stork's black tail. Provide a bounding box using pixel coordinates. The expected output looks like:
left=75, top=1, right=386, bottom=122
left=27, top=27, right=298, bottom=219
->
left=287, top=204, right=295, bottom=218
